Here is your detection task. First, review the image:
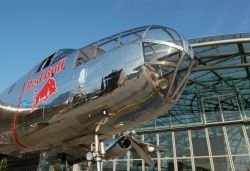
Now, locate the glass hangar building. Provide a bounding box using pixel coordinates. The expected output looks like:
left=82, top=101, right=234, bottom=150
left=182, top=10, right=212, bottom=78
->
left=99, top=32, right=250, bottom=171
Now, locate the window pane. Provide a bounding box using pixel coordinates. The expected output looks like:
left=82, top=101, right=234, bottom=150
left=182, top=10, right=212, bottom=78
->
left=192, top=129, right=209, bottom=156
left=177, top=159, right=192, bottom=171
left=208, top=127, right=228, bottom=155
left=175, top=131, right=190, bottom=157
left=116, top=161, right=127, bottom=171
left=53, top=49, right=75, bottom=64
left=161, top=159, right=174, bottom=171
left=98, top=40, right=118, bottom=53
left=213, top=157, right=231, bottom=171
left=130, top=160, right=143, bottom=171
left=186, top=111, right=202, bottom=125
left=120, top=34, right=139, bottom=44
left=219, top=95, right=241, bottom=121
left=226, top=125, right=248, bottom=154
left=156, top=114, right=171, bottom=127
left=145, top=28, right=174, bottom=43
left=233, top=156, right=250, bottom=171
left=144, top=134, right=157, bottom=158
left=145, top=160, right=158, bottom=171
left=245, top=125, right=250, bottom=145
left=202, top=97, right=222, bottom=123
left=141, top=120, right=155, bottom=129
left=194, top=158, right=211, bottom=171
left=103, top=161, right=113, bottom=171
left=170, top=111, right=187, bottom=126
left=143, top=42, right=179, bottom=63
left=159, top=132, right=173, bottom=157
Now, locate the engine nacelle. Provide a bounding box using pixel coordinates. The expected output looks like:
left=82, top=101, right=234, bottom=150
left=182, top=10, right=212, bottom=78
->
left=104, top=137, right=131, bottom=160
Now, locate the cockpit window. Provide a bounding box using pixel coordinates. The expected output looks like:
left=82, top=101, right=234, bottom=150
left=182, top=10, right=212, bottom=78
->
left=74, top=46, right=104, bottom=68
left=37, top=53, right=55, bottom=72
left=52, top=49, right=75, bottom=64
left=37, top=49, right=75, bottom=72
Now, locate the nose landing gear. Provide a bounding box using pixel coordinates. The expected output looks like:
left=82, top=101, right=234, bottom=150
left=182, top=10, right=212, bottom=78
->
left=86, top=116, right=108, bottom=171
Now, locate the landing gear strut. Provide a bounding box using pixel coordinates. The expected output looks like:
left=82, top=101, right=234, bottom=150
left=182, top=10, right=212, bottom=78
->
left=93, top=133, right=105, bottom=171
left=86, top=115, right=108, bottom=171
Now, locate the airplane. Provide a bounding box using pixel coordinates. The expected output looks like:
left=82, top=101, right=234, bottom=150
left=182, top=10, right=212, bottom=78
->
left=0, top=25, right=193, bottom=171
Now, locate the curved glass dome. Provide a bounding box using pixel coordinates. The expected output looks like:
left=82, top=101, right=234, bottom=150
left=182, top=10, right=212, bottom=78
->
left=77, top=25, right=194, bottom=102
left=78, top=25, right=193, bottom=60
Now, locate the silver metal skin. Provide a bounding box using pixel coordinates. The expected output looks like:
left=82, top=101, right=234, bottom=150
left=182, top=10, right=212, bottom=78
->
left=0, top=25, right=193, bottom=162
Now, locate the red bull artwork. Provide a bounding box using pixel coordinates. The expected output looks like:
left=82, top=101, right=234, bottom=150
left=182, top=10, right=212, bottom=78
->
left=32, top=78, right=58, bottom=110
left=26, top=58, right=65, bottom=92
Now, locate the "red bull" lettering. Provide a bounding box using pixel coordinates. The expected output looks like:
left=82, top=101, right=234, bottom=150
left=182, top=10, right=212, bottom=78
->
left=26, top=58, right=65, bottom=92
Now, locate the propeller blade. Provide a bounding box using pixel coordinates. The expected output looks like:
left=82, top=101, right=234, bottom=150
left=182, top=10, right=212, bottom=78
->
left=130, top=139, right=155, bottom=166
left=132, top=138, right=167, bottom=152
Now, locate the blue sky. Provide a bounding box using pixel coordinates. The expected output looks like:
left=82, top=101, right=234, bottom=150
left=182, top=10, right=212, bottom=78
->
left=0, top=0, right=249, bottom=92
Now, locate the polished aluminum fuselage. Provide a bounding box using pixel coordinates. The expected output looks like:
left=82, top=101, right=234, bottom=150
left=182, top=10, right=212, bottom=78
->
left=0, top=26, right=193, bottom=157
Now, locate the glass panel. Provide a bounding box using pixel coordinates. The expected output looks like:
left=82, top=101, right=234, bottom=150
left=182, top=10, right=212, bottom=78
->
left=165, top=28, right=183, bottom=46
left=98, top=40, right=119, bottom=53
left=52, top=49, right=75, bottom=64
left=103, top=161, right=113, bottom=171
left=116, top=161, right=127, bottom=171
left=186, top=111, right=202, bottom=125
left=194, top=158, right=211, bottom=171
left=144, top=134, right=157, bottom=158
left=213, top=157, right=231, bottom=171
left=75, top=51, right=89, bottom=67
left=245, top=101, right=250, bottom=120
left=143, top=42, right=180, bottom=63
left=78, top=46, right=96, bottom=60
left=226, top=125, right=248, bottom=154
left=232, top=155, right=250, bottom=171
left=208, top=127, right=228, bottom=155
left=192, top=129, right=209, bottom=156
left=159, top=132, right=173, bottom=157
left=145, top=160, right=158, bottom=171
left=219, top=95, right=241, bottom=121
left=195, top=44, right=238, bottom=59
left=202, top=97, right=222, bottom=123
left=141, top=120, right=155, bottom=129
left=130, top=160, right=143, bottom=171
left=177, top=159, right=192, bottom=171
left=170, top=111, right=187, bottom=126
left=120, top=33, right=140, bottom=44
left=160, top=159, right=175, bottom=171
left=245, top=125, right=250, bottom=145
left=156, top=114, right=171, bottom=127
left=145, top=27, right=174, bottom=43
left=175, top=131, right=190, bottom=157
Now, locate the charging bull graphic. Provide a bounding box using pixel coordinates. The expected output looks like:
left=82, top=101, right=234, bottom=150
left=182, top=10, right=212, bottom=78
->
left=32, top=78, right=58, bottom=110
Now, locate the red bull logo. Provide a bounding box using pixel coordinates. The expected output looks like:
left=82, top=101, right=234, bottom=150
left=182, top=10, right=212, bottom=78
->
left=32, top=78, right=57, bottom=110
left=26, top=58, right=65, bottom=92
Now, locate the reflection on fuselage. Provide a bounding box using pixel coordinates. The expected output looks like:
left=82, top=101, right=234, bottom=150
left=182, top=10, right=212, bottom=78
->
left=0, top=26, right=193, bottom=160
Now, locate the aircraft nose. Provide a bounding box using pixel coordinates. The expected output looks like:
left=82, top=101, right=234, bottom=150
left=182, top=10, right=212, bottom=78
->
left=143, top=42, right=193, bottom=101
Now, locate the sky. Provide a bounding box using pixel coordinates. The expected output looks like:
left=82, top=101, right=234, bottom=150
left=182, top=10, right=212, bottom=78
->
left=0, top=0, right=249, bottom=92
